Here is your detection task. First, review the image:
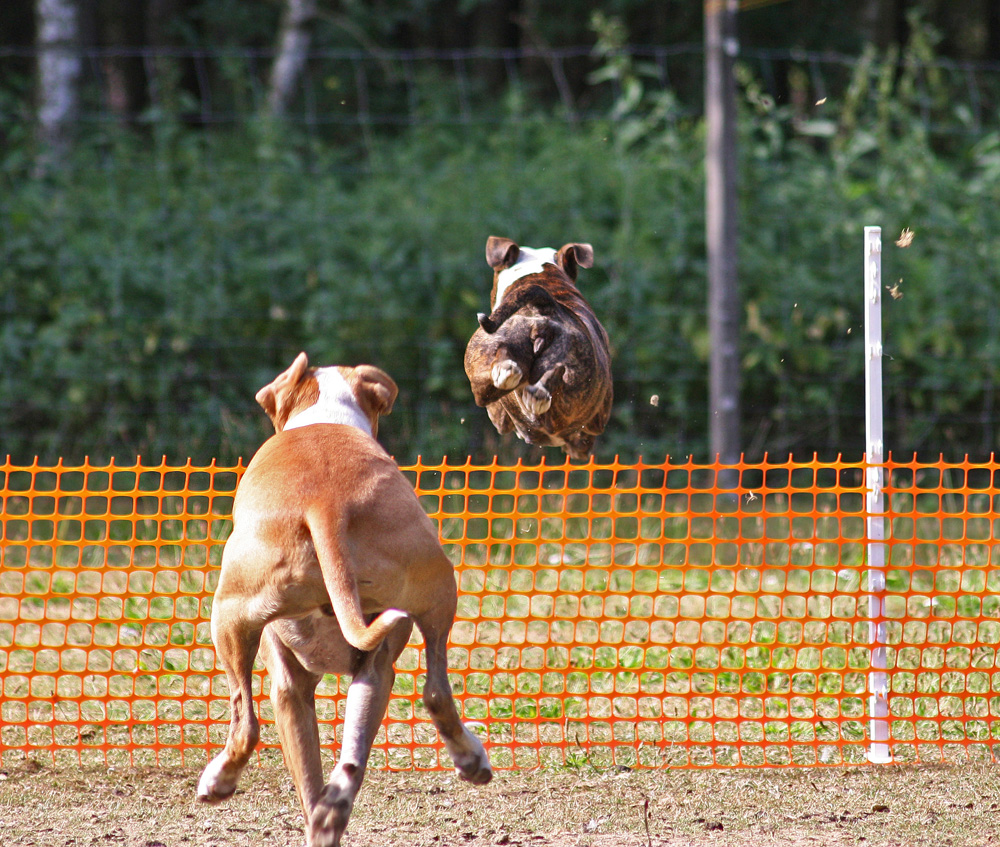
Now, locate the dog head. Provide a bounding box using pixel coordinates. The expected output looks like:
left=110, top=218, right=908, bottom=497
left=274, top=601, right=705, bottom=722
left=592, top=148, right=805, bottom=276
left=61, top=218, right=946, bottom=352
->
left=255, top=352, right=398, bottom=438
left=485, top=236, right=594, bottom=306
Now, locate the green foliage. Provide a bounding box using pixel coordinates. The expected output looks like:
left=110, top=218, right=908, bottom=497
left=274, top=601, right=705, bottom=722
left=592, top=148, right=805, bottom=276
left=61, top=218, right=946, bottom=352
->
left=3, top=23, right=1000, bottom=465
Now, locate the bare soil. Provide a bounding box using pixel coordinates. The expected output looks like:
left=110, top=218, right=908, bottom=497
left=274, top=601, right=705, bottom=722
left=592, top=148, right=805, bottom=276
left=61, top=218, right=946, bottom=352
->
left=1, top=759, right=999, bottom=847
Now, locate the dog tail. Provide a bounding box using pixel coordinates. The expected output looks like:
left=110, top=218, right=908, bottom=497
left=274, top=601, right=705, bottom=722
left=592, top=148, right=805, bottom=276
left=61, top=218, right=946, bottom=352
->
left=307, top=510, right=410, bottom=653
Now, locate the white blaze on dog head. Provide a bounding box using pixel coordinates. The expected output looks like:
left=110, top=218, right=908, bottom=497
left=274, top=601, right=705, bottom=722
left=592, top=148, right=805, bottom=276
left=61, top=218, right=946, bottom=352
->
left=255, top=352, right=398, bottom=438
left=493, top=246, right=557, bottom=306
left=485, top=236, right=594, bottom=307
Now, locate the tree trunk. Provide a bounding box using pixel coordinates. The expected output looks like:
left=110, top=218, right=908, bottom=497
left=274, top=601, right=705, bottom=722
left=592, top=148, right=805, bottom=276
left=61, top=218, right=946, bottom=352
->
left=988, top=0, right=1000, bottom=63
left=97, top=0, right=147, bottom=125
left=705, top=0, right=741, bottom=465
left=859, top=0, right=909, bottom=50
left=470, top=0, right=520, bottom=90
left=266, top=0, right=317, bottom=118
left=35, top=0, right=82, bottom=166
left=145, top=0, right=199, bottom=122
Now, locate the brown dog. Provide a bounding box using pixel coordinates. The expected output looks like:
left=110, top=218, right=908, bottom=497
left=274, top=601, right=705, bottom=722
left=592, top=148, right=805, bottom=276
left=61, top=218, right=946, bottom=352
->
left=464, top=236, right=613, bottom=459
left=196, top=352, right=492, bottom=847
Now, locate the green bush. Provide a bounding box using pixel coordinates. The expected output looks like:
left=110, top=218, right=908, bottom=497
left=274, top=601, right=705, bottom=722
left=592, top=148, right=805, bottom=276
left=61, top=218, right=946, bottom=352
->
left=3, top=44, right=1000, bottom=466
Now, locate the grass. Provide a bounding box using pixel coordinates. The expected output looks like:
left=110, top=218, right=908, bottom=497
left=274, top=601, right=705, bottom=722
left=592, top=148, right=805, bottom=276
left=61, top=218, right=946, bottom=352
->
left=1, top=759, right=999, bottom=846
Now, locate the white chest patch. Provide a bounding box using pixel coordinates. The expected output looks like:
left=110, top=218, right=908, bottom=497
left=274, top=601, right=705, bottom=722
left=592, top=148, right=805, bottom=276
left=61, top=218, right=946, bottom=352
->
left=494, top=246, right=557, bottom=306
left=283, top=367, right=372, bottom=433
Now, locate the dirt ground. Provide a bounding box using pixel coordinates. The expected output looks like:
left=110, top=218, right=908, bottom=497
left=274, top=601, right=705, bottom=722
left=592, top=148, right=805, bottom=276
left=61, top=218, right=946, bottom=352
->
left=1, top=759, right=999, bottom=847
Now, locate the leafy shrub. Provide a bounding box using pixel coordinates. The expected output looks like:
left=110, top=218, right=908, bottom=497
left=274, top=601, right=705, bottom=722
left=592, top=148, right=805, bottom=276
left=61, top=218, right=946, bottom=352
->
left=3, top=37, right=1000, bottom=465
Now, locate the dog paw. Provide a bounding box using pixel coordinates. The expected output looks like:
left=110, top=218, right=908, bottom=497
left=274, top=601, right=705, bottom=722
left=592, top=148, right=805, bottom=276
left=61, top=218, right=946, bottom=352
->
left=491, top=360, right=523, bottom=391
left=520, top=382, right=552, bottom=417
left=453, top=729, right=493, bottom=786
left=309, top=767, right=359, bottom=847
left=196, top=756, right=239, bottom=804
left=565, top=431, right=595, bottom=461
left=458, top=761, right=494, bottom=786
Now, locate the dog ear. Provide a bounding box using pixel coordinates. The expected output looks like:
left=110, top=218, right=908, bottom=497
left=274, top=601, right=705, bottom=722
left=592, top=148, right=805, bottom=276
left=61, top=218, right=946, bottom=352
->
left=255, top=351, right=310, bottom=428
left=486, top=236, right=520, bottom=270
left=351, top=365, right=398, bottom=420
left=556, top=242, right=594, bottom=281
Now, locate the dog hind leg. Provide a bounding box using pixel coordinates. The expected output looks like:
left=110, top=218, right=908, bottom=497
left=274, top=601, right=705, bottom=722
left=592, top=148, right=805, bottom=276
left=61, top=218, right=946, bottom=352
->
left=491, top=354, right=523, bottom=392
left=308, top=618, right=412, bottom=847
left=417, top=613, right=492, bottom=785
left=259, top=629, right=326, bottom=823
left=520, top=363, right=566, bottom=418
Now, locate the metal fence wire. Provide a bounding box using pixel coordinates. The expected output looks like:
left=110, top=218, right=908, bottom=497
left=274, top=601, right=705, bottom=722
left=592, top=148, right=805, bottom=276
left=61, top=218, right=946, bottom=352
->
left=2, top=44, right=999, bottom=134
left=2, top=454, right=999, bottom=771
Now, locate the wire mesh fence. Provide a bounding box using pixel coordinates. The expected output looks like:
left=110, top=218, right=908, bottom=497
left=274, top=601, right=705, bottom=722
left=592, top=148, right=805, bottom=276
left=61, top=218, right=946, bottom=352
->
left=2, top=454, right=999, bottom=771
left=3, top=44, right=1000, bottom=133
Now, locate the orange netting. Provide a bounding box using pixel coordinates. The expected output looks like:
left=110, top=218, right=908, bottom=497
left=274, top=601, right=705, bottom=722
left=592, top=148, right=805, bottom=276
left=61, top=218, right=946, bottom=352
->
left=1, top=455, right=998, bottom=770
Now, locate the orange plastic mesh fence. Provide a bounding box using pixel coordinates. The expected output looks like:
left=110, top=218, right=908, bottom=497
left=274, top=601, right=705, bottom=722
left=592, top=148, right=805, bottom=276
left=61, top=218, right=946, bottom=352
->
left=2, top=455, right=999, bottom=770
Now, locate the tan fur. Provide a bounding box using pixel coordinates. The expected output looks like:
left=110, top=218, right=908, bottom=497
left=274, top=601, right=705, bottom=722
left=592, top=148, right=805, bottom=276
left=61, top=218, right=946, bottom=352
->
left=197, top=353, right=491, bottom=847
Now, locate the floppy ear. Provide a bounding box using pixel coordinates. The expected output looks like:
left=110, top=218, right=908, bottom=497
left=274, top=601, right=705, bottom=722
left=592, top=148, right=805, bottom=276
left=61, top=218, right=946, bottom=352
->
left=255, top=351, right=310, bottom=428
left=255, top=383, right=277, bottom=420
left=486, top=236, right=521, bottom=270
left=352, top=365, right=398, bottom=419
left=555, top=242, right=594, bottom=281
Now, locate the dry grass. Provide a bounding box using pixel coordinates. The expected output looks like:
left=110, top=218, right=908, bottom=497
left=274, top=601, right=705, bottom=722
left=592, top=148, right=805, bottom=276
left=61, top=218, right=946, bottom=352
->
left=1, top=759, right=999, bottom=846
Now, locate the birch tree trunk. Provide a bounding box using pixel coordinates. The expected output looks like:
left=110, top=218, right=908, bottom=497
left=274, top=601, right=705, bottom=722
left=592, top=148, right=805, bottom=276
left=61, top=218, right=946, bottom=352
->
left=266, top=0, right=317, bottom=118
left=35, top=0, right=82, bottom=167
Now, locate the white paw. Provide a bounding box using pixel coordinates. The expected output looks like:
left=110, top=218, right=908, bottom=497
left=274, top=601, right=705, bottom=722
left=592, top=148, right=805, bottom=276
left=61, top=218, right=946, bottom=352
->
left=491, top=360, right=522, bottom=391
left=521, top=383, right=552, bottom=417
left=197, top=755, right=238, bottom=804
left=455, top=735, right=493, bottom=786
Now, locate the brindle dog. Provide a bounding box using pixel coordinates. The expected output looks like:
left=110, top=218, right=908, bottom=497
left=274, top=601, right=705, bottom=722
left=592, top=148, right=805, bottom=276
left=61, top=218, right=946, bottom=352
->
left=464, top=236, right=613, bottom=459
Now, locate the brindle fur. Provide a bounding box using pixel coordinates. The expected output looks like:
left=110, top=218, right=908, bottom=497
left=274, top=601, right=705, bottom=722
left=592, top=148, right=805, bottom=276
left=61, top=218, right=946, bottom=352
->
left=464, top=236, right=613, bottom=460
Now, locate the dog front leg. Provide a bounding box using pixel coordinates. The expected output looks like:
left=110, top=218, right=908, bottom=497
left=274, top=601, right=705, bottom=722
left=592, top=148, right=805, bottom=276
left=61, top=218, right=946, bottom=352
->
left=197, top=598, right=265, bottom=804
left=486, top=400, right=516, bottom=434
left=308, top=619, right=412, bottom=847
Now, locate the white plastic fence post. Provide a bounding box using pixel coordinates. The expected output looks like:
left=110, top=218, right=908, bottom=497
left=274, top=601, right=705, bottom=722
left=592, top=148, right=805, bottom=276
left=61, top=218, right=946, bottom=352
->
left=864, top=225, right=891, bottom=764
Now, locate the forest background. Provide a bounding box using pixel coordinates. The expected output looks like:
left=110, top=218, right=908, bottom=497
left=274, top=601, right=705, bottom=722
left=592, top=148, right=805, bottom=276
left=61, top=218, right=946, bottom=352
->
left=3, top=0, right=1000, bottom=467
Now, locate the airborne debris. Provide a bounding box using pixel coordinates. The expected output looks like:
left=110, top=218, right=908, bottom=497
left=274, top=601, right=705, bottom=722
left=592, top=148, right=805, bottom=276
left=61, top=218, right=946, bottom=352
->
left=886, top=280, right=904, bottom=300
left=896, top=228, right=914, bottom=248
